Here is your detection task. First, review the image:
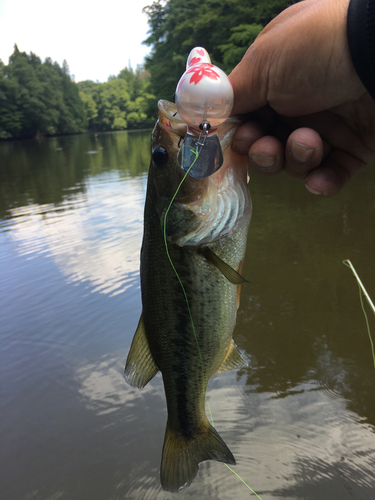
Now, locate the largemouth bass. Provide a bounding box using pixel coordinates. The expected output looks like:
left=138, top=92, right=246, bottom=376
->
left=125, top=99, right=252, bottom=492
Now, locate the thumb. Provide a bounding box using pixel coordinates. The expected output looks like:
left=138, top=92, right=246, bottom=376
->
left=229, top=45, right=269, bottom=116
left=228, top=1, right=309, bottom=116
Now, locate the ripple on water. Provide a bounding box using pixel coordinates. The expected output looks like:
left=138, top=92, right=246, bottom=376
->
left=171, top=373, right=375, bottom=500
left=3, top=172, right=147, bottom=296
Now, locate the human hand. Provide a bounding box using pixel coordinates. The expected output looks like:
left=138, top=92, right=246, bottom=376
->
left=229, top=0, right=375, bottom=196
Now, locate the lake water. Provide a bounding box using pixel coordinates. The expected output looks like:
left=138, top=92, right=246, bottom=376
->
left=1, top=130, right=375, bottom=500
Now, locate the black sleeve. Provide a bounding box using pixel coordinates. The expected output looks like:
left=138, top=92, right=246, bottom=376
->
left=347, top=0, right=375, bottom=99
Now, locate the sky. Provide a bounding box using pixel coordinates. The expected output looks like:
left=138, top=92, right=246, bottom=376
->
left=0, top=0, right=152, bottom=83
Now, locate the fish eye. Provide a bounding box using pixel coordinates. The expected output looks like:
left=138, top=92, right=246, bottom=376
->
left=152, top=146, right=169, bottom=166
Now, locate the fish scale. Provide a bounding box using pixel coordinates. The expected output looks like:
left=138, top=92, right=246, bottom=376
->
left=125, top=100, right=252, bottom=492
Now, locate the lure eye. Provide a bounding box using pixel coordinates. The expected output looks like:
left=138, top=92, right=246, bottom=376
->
left=152, top=146, right=169, bottom=166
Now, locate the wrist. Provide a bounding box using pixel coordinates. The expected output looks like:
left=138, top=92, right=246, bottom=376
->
left=347, top=0, right=375, bottom=99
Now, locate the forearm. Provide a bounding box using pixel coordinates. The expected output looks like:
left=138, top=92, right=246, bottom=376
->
left=347, top=0, right=375, bottom=99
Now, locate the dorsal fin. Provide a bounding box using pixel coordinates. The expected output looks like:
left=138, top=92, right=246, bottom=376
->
left=216, top=340, right=247, bottom=374
left=201, top=248, right=249, bottom=284
left=124, top=314, right=159, bottom=388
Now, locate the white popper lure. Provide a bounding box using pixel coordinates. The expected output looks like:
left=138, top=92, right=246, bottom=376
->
left=175, top=47, right=234, bottom=179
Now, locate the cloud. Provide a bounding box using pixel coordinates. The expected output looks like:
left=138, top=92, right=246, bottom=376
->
left=9, top=171, right=147, bottom=296
left=0, top=0, right=152, bottom=82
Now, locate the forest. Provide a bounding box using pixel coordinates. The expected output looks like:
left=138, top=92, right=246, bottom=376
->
left=0, top=0, right=293, bottom=140
left=0, top=46, right=154, bottom=140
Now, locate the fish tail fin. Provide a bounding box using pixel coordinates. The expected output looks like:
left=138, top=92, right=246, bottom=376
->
left=160, top=421, right=235, bottom=492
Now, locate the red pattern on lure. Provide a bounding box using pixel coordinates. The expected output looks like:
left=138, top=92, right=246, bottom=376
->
left=186, top=64, right=220, bottom=85
left=189, top=56, right=202, bottom=66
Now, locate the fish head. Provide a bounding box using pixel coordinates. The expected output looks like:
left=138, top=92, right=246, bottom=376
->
left=149, top=99, right=251, bottom=246
left=150, top=99, right=202, bottom=202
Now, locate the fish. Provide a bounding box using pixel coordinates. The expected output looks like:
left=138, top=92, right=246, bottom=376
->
left=124, top=99, right=252, bottom=492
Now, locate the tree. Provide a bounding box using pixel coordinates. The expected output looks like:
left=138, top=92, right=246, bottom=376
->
left=79, top=91, right=98, bottom=127
left=0, top=59, right=22, bottom=139
left=142, top=0, right=293, bottom=108
left=0, top=45, right=86, bottom=139
left=58, top=60, right=87, bottom=133
left=219, top=24, right=263, bottom=68
left=78, top=66, right=154, bottom=132
left=0, top=46, right=155, bottom=139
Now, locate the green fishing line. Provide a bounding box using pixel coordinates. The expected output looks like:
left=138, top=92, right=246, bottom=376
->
left=224, top=464, right=263, bottom=499
left=343, top=260, right=375, bottom=367
left=162, top=147, right=262, bottom=498
left=163, top=150, right=210, bottom=394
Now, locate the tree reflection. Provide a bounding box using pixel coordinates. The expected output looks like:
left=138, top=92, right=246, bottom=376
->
left=0, top=130, right=151, bottom=219
left=234, top=168, right=375, bottom=427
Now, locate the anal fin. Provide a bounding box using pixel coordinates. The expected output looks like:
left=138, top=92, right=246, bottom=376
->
left=216, top=339, right=247, bottom=374
left=124, top=314, right=159, bottom=388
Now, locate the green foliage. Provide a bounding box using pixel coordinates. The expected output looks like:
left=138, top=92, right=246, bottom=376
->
left=219, top=24, right=263, bottom=67
left=79, top=91, right=98, bottom=125
left=142, top=0, right=293, bottom=103
left=78, top=66, right=155, bottom=132
left=0, top=46, right=155, bottom=140
left=0, top=60, right=21, bottom=139
left=0, top=45, right=86, bottom=139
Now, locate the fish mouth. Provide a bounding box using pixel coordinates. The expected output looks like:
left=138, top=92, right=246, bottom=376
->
left=157, top=100, right=251, bottom=247
left=157, top=100, right=187, bottom=139
left=157, top=99, right=243, bottom=159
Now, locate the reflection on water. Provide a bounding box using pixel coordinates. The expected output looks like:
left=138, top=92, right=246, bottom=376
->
left=6, top=173, right=145, bottom=296
left=0, top=131, right=150, bottom=297
left=1, top=131, right=375, bottom=499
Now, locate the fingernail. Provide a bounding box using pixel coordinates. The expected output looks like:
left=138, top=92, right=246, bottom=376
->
left=290, top=141, right=315, bottom=162
left=305, top=183, right=323, bottom=196
left=251, top=153, right=277, bottom=168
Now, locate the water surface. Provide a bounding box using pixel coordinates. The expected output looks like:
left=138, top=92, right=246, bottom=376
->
left=1, top=131, right=375, bottom=499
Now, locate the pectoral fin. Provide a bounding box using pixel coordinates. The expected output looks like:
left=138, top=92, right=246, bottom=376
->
left=201, top=248, right=249, bottom=284
left=216, top=340, right=247, bottom=374
left=124, top=314, right=159, bottom=388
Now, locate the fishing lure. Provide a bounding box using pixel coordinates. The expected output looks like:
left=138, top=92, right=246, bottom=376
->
left=175, top=47, right=234, bottom=179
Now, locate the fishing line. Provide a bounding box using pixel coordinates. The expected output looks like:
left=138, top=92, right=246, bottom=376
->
left=163, top=148, right=210, bottom=399
left=163, top=147, right=262, bottom=498
left=343, top=259, right=375, bottom=367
